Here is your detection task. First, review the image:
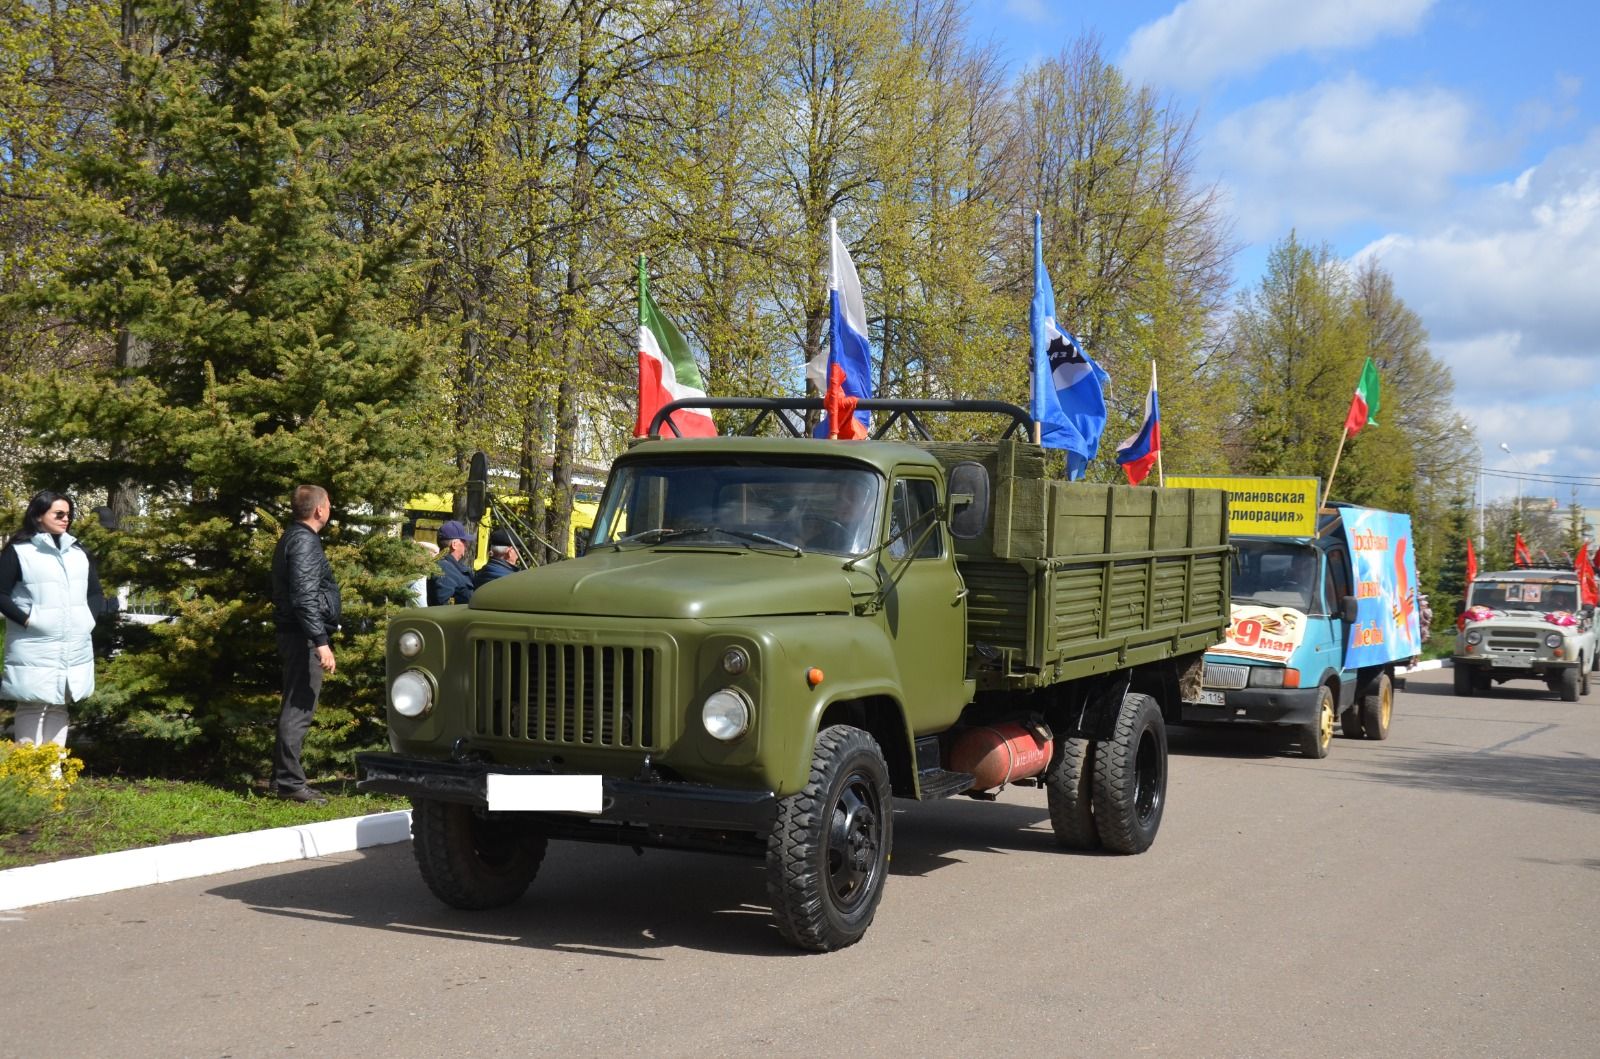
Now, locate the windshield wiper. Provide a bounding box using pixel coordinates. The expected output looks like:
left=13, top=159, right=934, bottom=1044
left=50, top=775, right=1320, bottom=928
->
left=611, top=525, right=803, bottom=556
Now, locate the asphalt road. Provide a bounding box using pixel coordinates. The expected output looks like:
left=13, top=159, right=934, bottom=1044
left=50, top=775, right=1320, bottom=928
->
left=4, top=668, right=1598, bottom=1059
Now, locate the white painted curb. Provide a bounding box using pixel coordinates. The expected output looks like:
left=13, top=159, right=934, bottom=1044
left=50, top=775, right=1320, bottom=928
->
left=0, top=809, right=412, bottom=913
left=1397, top=658, right=1448, bottom=673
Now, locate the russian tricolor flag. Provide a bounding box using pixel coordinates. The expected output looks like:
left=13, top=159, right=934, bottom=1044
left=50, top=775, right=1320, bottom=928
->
left=1115, top=364, right=1161, bottom=486
left=808, top=218, right=871, bottom=439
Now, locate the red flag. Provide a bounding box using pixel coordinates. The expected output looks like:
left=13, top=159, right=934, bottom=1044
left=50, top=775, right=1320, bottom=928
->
left=823, top=362, right=867, bottom=440
left=1513, top=533, right=1532, bottom=567
left=1577, top=542, right=1598, bottom=607
left=1466, top=537, right=1478, bottom=585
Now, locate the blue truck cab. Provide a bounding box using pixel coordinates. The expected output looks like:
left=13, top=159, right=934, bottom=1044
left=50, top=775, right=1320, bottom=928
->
left=1181, top=503, right=1422, bottom=758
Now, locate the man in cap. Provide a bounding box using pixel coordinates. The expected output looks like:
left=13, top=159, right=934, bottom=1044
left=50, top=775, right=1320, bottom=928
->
left=426, top=519, right=476, bottom=605
left=473, top=528, right=522, bottom=589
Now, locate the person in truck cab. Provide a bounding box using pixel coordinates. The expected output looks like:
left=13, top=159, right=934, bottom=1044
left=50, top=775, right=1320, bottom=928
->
left=798, top=474, right=878, bottom=553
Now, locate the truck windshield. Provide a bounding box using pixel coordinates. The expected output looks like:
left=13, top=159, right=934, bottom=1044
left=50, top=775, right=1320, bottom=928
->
left=1232, top=540, right=1319, bottom=612
left=592, top=459, right=883, bottom=556
left=1468, top=579, right=1579, bottom=613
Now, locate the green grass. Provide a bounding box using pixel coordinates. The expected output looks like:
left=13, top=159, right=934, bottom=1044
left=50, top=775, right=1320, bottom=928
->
left=0, top=778, right=408, bottom=870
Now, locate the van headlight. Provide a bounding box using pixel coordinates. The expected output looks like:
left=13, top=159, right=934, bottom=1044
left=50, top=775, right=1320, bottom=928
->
left=397, top=629, right=424, bottom=657
left=1248, top=668, right=1284, bottom=688
left=391, top=669, right=434, bottom=718
left=702, top=688, right=752, bottom=741
left=1464, top=630, right=1482, bottom=645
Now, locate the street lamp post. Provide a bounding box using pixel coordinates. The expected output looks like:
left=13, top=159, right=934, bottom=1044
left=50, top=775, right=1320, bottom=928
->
left=1499, top=442, right=1524, bottom=520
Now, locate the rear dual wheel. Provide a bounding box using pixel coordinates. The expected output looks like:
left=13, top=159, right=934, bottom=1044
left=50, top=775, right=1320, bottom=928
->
left=411, top=798, right=547, bottom=910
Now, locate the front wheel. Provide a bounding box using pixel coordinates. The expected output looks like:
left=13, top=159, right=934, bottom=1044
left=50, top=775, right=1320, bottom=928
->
left=1091, top=694, right=1167, bottom=854
left=1453, top=665, right=1473, bottom=697
left=1558, top=666, right=1580, bottom=702
left=1359, top=671, right=1394, bottom=740
left=410, top=798, right=547, bottom=910
left=1299, top=685, right=1335, bottom=759
left=766, top=725, right=893, bottom=952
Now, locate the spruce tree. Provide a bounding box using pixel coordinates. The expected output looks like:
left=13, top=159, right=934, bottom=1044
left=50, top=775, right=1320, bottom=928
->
left=11, top=0, right=449, bottom=777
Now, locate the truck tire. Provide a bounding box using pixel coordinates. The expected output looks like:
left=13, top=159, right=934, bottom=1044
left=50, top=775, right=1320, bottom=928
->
left=1090, top=694, right=1166, bottom=854
left=1299, top=685, right=1335, bottom=759
left=1359, top=671, right=1393, bottom=740
left=1453, top=665, right=1472, bottom=697
left=1558, top=666, right=1580, bottom=702
left=410, top=797, right=547, bottom=910
left=1044, top=736, right=1100, bottom=850
left=766, top=725, right=893, bottom=952
left=1339, top=705, right=1364, bottom=738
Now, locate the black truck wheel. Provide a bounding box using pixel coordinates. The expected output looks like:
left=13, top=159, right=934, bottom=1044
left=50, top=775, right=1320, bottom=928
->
left=1359, top=671, right=1394, bottom=740
left=1452, top=664, right=1473, bottom=697
left=1044, top=735, right=1100, bottom=850
left=410, top=797, right=547, bottom=910
left=766, top=725, right=893, bottom=952
left=1299, top=685, right=1335, bottom=759
left=1090, top=694, right=1167, bottom=854
left=1339, top=705, right=1364, bottom=738
left=1558, top=666, right=1580, bottom=702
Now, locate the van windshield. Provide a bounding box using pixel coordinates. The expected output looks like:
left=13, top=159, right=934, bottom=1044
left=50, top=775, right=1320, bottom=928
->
left=1232, top=540, right=1319, bottom=612
left=592, top=459, right=883, bottom=556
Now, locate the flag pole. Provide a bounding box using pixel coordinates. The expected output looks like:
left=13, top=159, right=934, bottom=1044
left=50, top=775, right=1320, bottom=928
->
left=1322, top=425, right=1350, bottom=509
left=1152, top=360, right=1163, bottom=487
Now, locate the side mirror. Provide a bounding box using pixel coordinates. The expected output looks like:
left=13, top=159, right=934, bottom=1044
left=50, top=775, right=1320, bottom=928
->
left=947, top=462, right=990, bottom=540
left=1341, top=596, right=1359, bottom=624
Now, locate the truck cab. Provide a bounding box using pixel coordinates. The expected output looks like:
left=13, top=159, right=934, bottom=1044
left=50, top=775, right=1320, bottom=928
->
left=1184, top=504, right=1419, bottom=758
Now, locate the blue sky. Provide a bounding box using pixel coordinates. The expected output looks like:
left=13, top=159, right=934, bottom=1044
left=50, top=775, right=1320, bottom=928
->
left=970, top=1, right=1600, bottom=508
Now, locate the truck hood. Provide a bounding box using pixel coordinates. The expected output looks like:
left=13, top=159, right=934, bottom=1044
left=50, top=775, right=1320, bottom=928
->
left=467, top=547, right=867, bottom=619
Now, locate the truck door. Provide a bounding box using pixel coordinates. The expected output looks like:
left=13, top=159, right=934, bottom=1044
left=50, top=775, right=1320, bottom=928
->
left=882, top=474, right=968, bottom=730
left=1320, top=544, right=1353, bottom=677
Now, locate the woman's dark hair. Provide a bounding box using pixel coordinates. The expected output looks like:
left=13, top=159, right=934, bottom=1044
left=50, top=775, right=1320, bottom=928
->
left=9, top=490, right=75, bottom=545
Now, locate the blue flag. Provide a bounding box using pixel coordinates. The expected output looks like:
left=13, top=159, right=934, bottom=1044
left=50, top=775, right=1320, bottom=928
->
left=1029, top=213, right=1109, bottom=478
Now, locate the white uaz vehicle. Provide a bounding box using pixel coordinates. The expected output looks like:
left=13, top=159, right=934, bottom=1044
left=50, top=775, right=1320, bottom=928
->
left=1453, top=569, right=1598, bottom=700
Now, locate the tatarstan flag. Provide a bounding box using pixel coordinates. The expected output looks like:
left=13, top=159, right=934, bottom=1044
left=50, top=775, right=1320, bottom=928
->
left=1344, top=356, right=1381, bottom=435
left=633, top=257, right=716, bottom=438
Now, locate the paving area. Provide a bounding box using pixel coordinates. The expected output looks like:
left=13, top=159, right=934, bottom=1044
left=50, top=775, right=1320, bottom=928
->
left=3, top=667, right=1597, bottom=1058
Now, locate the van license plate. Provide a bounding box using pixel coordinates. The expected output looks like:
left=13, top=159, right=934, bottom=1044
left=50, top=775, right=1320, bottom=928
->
left=1197, top=689, right=1227, bottom=706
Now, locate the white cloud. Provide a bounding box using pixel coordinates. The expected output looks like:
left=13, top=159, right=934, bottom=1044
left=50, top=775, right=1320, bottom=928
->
left=1211, top=76, right=1482, bottom=239
left=1356, top=130, right=1600, bottom=502
left=1005, top=0, right=1051, bottom=23
left=1122, top=0, right=1435, bottom=90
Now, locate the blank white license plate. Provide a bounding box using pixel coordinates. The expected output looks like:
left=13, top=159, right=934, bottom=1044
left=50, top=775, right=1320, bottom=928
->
left=485, top=774, right=602, bottom=813
left=1197, top=689, right=1228, bottom=706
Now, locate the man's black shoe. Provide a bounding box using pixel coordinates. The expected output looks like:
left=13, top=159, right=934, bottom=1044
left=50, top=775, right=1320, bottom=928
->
left=272, top=786, right=329, bottom=805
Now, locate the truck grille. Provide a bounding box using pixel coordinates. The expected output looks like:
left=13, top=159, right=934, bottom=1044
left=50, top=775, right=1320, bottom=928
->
left=472, top=637, right=661, bottom=749
left=1204, top=663, right=1250, bottom=689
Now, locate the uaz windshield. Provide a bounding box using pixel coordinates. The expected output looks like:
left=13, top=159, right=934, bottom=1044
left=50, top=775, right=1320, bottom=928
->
left=592, top=459, right=883, bottom=556
left=1468, top=579, right=1579, bottom=613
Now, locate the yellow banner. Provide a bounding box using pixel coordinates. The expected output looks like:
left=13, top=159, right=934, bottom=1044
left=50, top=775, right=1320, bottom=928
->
left=1166, top=475, right=1320, bottom=537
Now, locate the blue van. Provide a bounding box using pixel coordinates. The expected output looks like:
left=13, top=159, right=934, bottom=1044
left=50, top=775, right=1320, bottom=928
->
left=1181, top=503, right=1422, bottom=758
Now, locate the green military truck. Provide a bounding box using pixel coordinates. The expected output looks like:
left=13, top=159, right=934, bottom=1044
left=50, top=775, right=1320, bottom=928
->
left=358, top=399, right=1231, bottom=951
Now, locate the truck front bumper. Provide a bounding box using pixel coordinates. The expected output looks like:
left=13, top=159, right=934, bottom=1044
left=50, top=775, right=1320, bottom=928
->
left=1180, top=686, right=1323, bottom=728
left=356, top=752, right=777, bottom=833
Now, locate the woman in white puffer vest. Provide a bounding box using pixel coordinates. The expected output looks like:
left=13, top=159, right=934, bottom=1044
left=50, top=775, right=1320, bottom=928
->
left=1, top=491, right=105, bottom=747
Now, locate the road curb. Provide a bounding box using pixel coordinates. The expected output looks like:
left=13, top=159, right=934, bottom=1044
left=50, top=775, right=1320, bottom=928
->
left=1397, top=658, right=1448, bottom=673
left=0, top=809, right=413, bottom=913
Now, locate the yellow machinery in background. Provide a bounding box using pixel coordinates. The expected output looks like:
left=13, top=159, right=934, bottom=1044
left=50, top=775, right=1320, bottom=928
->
left=405, top=451, right=598, bottom=569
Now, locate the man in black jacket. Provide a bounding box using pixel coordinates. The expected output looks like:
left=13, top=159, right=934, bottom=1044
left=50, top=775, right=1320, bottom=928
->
left=269, top=484, right=341, bottom=804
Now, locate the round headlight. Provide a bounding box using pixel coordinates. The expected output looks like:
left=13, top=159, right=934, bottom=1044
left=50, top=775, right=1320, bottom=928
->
left=721, top=646, right=749, bottom=675
left=1544, top=632, right=1563, bottom=649
left=397, top=629, right=424, bottom=658
left=391, top=669, right=434, bottom=718
left=702, top=687, right=751, bottom=741
left=1464, top=630, right=1482, bottom=645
